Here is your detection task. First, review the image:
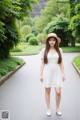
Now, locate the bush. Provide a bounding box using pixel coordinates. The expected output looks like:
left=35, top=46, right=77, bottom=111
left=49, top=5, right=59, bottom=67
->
left=11, top=57, right=24, bottom=65
left=20, top=25, right=32, bottom=40
left=0, top=68, right=8, bottom=76
left=0, top=57, right=24, bottom=76
left=36, top=33, right=47, bottom=42
left=25, top=34, right=35, bottom=42
left=28, top=37, right=39, bottom=45
left=11, top=42, right=27, bottom=52
left=12, top=46, right=23, bottom=52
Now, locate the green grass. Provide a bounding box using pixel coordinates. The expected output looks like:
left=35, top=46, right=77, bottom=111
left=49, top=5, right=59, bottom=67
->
left=11, top=42, right=80, bottom=56
left=11, top=43, right=44, bottom=56
left=73, top=55, right=80, bottom=70
left=75, top=43, right=80, bottom=46
left=0, top=57, right=24, bottom=77
left=61, top=46, right=80, bottom=52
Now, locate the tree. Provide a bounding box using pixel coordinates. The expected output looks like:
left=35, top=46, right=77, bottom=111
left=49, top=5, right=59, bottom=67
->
left=44, top=14, right=69, bottom=46
left=0, top=0, right=38, bottom=59
left=34, top=0, right=69, bottom=33
left=69, top=4, right=80, bottom=39
left=20, top=17, right=33, bottom=27
left=68, top=1, right=80, bottom=46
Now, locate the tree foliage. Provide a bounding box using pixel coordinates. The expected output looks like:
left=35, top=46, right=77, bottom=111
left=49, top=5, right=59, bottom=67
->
left=20, top=25, right=32, bottom=41
left=20, top=17, right=33, bottom=27
left=44, top=14, right=69, bottom=46
left=69, top=4, right=80, bottom=39
left=36, top=33, right=47, bottom=42
left=0, top=0, right=38, bottom=59
left=34, top=0, right=69, bottom=33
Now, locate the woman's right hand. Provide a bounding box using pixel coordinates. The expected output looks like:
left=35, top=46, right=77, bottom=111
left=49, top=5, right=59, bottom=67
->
left=40, top=75, right=43, bottom=82
left=62, top=74, right=66, bottom=81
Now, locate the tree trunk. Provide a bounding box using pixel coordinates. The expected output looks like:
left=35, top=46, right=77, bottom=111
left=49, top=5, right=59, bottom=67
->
left=60, top=39, right=68, bottom=47
left=71, top=36, right=75, bottom=47
left=71, top=40, right=75, bottom=47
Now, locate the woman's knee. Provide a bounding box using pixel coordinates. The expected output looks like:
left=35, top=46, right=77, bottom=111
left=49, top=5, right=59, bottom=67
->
left=45, top=88, right=51, bottom=94
left=55, top=88, right=61, bottom=96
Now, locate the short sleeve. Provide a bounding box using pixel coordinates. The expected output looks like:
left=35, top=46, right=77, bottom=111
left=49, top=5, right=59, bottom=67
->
left=40, top=48, right=45, bottom=59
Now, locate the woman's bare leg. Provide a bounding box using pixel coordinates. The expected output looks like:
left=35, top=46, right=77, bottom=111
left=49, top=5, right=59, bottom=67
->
left=45, top=87, right=51, bottom=113
left=55, top=87, right=61, bottom=112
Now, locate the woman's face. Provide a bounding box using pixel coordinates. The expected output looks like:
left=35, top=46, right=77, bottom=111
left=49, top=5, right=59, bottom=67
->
left=48, top=37, right=56, bottom=47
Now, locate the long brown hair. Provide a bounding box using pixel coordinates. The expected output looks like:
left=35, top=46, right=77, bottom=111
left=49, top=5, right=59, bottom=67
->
left=44, top=37, right=62, bottom=64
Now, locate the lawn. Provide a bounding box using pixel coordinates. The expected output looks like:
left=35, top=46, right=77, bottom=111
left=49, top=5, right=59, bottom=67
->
left=11, top=43, right=44, bottom=56
left=73, top=55, right=80, bottom=70
left=61, top=46, right=80, bottom=52
left=11, top=42, right=80, bottom=56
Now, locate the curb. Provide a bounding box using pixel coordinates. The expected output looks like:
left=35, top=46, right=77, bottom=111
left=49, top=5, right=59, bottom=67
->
left=11, top=51, right=80, bottom=56
left=72, top=62, right=80, bottom=76
left=0, top=62, right=25, bottom=86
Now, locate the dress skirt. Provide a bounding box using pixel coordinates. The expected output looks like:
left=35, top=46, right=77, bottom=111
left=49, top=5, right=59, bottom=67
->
left=41, top=48, right=63, bottom=88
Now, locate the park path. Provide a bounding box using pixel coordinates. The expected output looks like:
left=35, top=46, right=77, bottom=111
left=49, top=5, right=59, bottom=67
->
left=0, top=52, right=80, bottom=120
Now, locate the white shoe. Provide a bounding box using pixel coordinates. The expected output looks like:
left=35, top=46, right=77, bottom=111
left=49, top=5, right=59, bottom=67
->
left=46, top=112, right=51, bottom=116
left=56, top=111, right=62, bottom=116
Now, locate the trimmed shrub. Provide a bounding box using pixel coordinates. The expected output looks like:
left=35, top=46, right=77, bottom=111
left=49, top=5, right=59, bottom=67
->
left=28, top=37, right=39, bottom=45
left=36, top=33, right=47, bottom=42
left=25, top=34, right=35, bottom=42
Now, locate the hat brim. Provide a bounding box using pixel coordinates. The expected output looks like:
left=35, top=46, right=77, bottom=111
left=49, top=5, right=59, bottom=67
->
left=47, top=36, right=61, bottom=44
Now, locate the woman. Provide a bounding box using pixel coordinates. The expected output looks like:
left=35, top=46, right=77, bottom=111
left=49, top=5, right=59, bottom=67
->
left=40, top=33, right=66, bottom=116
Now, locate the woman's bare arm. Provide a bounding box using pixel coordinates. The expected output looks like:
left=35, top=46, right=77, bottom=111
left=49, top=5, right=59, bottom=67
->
left=60, top=61, right=66, bottom=81
left=40, top=59, right=44, bottom=82
left=59, top=48, right=66, bottom=81
left=60, top=61, right=65, bottom=75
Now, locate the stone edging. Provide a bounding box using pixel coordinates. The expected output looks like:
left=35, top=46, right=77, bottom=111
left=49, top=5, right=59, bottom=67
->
left=72, top=62, right=80, bottom=76
left=0, top=62, right=25, bottom=86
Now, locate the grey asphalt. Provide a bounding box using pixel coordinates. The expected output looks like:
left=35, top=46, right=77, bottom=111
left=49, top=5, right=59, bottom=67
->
left=0, top=52, right=80, bottom=120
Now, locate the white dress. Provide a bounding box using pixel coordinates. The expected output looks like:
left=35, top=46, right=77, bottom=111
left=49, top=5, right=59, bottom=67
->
left=41, top=48, right=63, bottom=88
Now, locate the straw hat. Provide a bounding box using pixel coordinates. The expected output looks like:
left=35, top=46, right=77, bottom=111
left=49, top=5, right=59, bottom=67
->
left=47, top=33, right=61, bottom=44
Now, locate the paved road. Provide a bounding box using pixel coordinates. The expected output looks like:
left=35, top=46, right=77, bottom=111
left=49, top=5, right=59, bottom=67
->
left=0, top=53, right=80, bottom=120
